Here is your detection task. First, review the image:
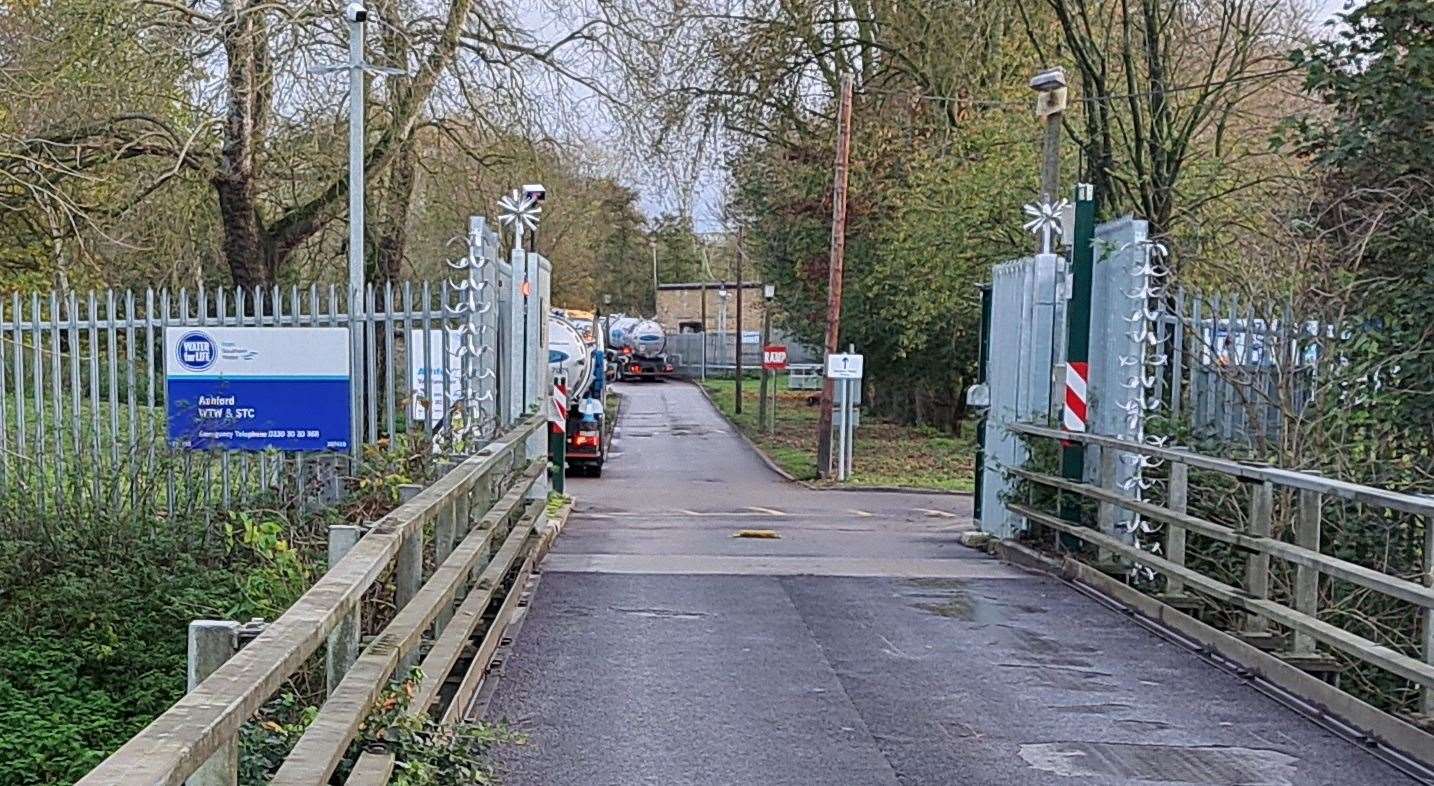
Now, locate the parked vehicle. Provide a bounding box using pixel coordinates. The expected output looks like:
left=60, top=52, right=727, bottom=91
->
left=607, top=316, right=674, bottom=381
left=550, top=312, right=608, bottom=477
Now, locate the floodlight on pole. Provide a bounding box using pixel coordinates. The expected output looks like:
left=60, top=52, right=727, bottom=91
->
left=306, top=4, right=406, bottom=455
left=1031, top=65, right=1069, bottom=222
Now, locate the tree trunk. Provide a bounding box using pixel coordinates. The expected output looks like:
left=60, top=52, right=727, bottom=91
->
left=373, top=138, right=418, bottom=286
left=214, top=175, right=271, bottom=290
left=215, top=0, right=274, bottom=290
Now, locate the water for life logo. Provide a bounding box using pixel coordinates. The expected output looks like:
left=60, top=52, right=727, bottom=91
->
left=177, top=331, right=216, bottom=371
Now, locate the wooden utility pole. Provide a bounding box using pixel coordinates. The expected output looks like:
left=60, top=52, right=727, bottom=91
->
left=816, top=75, right=854, bottom=479
left=734, top=231, right=745, bottom=414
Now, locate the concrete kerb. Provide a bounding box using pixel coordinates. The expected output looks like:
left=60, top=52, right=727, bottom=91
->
left=691, top=380, right=974, bottom=497
left=691, top=381, right=803, bottom=483
left=603, top=389, right=624, bottom=455
left=808, top=482, right=974, bottom=497
left=972, top=536, right=1434, bottom=776
left=534, top=501, right=574, bottom=564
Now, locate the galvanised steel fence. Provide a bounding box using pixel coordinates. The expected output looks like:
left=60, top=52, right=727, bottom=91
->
left=666, top=330, right=817, bottom=378
left=978, top=216, right=1153, bottom=539
left=1155, top=288, right=1331, bottom=448
left=0, top=217, right=529, bottom=521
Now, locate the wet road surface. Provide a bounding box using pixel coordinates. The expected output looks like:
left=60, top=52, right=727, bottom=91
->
left=483, top=381, right=1417, bottom=785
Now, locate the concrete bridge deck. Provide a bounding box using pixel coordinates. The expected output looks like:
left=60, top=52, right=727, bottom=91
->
left=481, top=381, right=1418, bottom=785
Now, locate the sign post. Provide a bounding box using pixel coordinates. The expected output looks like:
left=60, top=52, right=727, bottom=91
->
left=549, top=377, right=567, bottom=494
left=1061, top=184, right=1097, bottom=547
left=762, top=344, right=788, bottom=434
left=825, top=350, right=863, bottom=482
left=166, top=327, right=352, bottom=453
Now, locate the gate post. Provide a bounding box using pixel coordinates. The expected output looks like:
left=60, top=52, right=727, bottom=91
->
left=972, top=284, right=992, bottom=520
left=549, top=376, right=567, bottom=494
left=1058, top=184, right=1097, bottom=547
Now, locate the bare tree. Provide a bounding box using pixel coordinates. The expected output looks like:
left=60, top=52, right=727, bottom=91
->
left=1020, top=0, right=1311, bottom=240
left=1, top=0, right=624, bottom=290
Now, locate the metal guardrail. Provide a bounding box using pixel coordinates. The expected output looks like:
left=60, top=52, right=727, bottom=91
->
left=1007, top=422, right=1434, bottom=731
left=77, top=412, right=548, bottom=786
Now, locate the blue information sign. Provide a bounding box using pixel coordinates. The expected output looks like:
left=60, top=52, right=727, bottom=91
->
left=166, top=327, right=352, bottom=452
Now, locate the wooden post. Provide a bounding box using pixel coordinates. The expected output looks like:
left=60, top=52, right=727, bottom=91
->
left=434, top=497, right=456, bottom=635
left=699, top=282, right=708, bottom=381
left=816, top=74, right=854, bottom=478
left=1244, top=481, right=1274, bottom=636
left=1096, top=445, right=1120, bottom=565
left=325, top=525, right=362, bottom=694
left=1097, top=445, right=1118, bottom=536
left=1422, top=512, right=1434, bottom=716
left=1040, top=91, right=1063, bottom=209
left=735, top=233, right=744, bottom=414
left=187, top=621, right=240, bottom=786
left=394, top=485, right=423, bottom=673
left=1165, top=462, right=1189, bottom=594
left=1293, top=488, right=1323, bottom=655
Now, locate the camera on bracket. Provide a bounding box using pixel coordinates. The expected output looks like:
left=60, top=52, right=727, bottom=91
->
left=523, top=184, right=548, bottom=204
left=345, top=3, right=368, bottom=23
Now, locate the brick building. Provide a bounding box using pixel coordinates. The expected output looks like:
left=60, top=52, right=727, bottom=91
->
left=655, top=281, right=768, bottom=334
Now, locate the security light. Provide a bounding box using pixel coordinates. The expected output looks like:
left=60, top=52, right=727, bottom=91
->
left=1029, top=67, right=1067, bottom=92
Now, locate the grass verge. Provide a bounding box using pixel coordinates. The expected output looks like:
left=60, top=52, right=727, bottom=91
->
left=699, top=377, right=975, bottom=492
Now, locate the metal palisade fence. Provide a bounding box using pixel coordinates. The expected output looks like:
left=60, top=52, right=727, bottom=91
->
left=1155, top=287, right=1333, bottom=449
left=978, top=216, right=1154, bottom=539
left=0, top=215, right=540, bottom=523
left=665, top=330, right=817, bottom=378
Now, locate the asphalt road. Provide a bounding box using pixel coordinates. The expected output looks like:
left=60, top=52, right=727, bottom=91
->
left=482, top=381, right=1418, bottom=786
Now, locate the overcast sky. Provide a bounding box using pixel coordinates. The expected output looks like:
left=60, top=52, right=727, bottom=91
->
left=521, top=0, right=1352, bottom=234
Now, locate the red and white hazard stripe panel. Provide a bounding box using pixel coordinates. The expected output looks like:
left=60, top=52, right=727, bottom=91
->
left=550, top=381, right=568, bottom=433
left=1063, top=361, right=1088, bottom=432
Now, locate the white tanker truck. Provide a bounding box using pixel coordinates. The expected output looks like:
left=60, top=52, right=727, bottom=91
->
left=549, top=313, right=608, bottom=476
left=606, top=316, right=674, bottom=381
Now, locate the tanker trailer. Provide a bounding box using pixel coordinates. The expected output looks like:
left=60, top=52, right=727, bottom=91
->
left=616, top=318, right=674, bottom=381
left=549, top=314, right=607, bottom=476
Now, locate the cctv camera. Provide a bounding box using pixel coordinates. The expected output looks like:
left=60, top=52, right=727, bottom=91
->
left=522, top=184, right=548, bottom=203
left=1029, top=67, right=1067, bottom=92
left=344, top=3, right=368, bottom=23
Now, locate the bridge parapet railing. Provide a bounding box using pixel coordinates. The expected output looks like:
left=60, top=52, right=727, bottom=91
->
left=77, top=411, right=549, bottom=786
left=1005, top=422, right=1434, bottom=753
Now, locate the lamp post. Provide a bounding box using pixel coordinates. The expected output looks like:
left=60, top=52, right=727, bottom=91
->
left=344, top=6, right=367, bottom=455
left=1030, top=66, right=1069, bottom=252
left=734, top=238, right=744, bottom=415
left=307, top=3, right=406, bottom=456
left=650, top=238, right=659, bottom=313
